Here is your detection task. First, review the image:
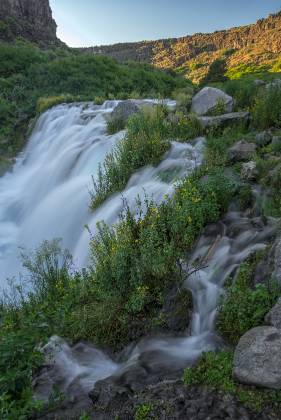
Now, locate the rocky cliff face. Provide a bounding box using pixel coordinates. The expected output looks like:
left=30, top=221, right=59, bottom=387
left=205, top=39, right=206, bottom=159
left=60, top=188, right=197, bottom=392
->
left=0, top=0, right=58, bottom=45
left=86, top=12, right=281, bottom=82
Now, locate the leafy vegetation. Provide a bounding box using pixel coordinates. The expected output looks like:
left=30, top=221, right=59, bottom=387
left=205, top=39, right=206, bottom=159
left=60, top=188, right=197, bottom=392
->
left=89, top=172, right=234, bottom=345
left=0, top=39, right=187, bottom=161
left=0, top=170, right=234, bottom=416
left=217, top=257, right=280, bottom=345
left=184, top=351, right=281, bottom=412
left=201, top=58, right=228, bottom=85
left=91, top=106, right=203, bottom=209
left=252, top=86, right=281, bottom=129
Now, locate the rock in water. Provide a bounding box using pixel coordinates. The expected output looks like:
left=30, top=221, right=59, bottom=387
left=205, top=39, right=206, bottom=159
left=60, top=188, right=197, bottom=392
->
left=265, top=298, right=281, bottom=330
left=0, top=0, right=58, bottom=44
left=110, top=100, right=140, bottom=124
left=233, top=326, right=281, bottom=389
left=191, top=87, right=234, bottom=116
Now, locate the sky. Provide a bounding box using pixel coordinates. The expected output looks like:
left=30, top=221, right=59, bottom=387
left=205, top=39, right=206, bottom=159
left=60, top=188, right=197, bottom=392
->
left=49, top=0, right=281, bottom=47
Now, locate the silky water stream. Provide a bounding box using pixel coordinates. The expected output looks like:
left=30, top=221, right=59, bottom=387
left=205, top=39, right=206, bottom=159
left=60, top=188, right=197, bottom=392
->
left=0, top=101, right=275, bottom=404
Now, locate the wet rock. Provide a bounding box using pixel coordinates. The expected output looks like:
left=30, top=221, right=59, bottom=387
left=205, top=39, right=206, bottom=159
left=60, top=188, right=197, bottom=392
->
left=265, top=298, right=281, bottom=329
left=241, top=161, right=258, bottom=181
left=110, top=100, right=140, bottom=123
left=191, top=87, right=234, bottom=116
left=233, top=326, right=281, bottom=389
left=160, top=287, right=192, bottom=332
left=88, top=380, right=273, bottom=420
left=228, top=141, right=257, bottom=162
left=198, top=111, right=249, bottom=128
left=255, top=131, right=272, bottom=147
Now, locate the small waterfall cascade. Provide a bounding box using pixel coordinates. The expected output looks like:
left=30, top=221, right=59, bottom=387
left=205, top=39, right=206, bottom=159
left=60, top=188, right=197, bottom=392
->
left=0, top=100, right=203, bottom=286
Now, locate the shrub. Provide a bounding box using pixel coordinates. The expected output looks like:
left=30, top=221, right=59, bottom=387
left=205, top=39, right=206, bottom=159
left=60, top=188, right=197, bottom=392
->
left=252, top=86, right=281, bottom=129
left=201, top=58, right=228, bottom=85
left=172, top=86, right=194, bottom=112
left=217, top=259, right=280, bottom=345
left=184, top=351, right=281, bottom=412
left=170, top=112, right=203, bottom=141
left=135, top=403, right=152, bottom=420
left=107, top=115, right=126, bottom=135
left=89, top=173, right=235, bottom=346
left=90, top=106, right=171, bottom=209
left=219, top=78, right=261, bottom=110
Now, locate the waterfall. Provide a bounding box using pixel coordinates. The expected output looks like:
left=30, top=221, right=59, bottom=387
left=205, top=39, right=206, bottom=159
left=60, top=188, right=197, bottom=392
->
left=0, top=100, right=204, bottom=287
left=14, top=101, right=273, bottom=402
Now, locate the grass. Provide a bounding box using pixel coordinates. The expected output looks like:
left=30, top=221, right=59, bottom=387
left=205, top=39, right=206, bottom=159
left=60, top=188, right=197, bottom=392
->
left=36, top=94, right=80, bottom=113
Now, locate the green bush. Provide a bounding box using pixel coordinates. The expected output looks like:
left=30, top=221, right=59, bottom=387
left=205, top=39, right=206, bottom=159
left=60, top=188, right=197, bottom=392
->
left=106, top=115, right=126, bottom=135
left=252, top=86, right=281, bottom=129
left=201, top=58, right=228, bottom=85
left=90, top=106, right=171, bottom=209
left=0, top=240, right=95, bottom=417
left=184, top=351, right=281, bottom=412
left=89, top=173, right=235, bottom=346
left=170, top=112, right=203, bottom=141
left=217, top=259, right=279, bottom=345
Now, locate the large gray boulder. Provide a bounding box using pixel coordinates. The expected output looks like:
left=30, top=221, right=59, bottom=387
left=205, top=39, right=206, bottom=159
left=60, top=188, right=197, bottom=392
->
left=191, top=87, right=234, bottom=116
left=255, top=131, right=272, bottom=147
left=228, top=140, right=257, bottom=162
left=110, top=100, right=140, bottom=123
left=198, top=112, right=249, bottom=128
left=233, top=326, right=281, bottom=389
left=265, top=298, right=281, bottom=330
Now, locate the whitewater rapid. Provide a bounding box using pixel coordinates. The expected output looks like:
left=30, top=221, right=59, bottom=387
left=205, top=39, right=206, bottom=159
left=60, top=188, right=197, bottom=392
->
left=0, top=100, right=204, bottom=287
left=20, top=101, right=275, bottom=404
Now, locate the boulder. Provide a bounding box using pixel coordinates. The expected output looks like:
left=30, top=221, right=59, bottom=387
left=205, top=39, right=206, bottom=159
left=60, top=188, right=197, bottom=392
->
left=255, top=131, right=272, bottom=147
left=241, top=161, right=258, bottom=181
left=228, top=141, right=257, bottom=162
left=265, top=298, right=281, bottom=330
left=198, top=112, right=249, bottom=128
left=191, top=87, right=234, bottom=116
left=110, top=100, right=140, bottom=123
left=233, top=326, right=281, bottom=389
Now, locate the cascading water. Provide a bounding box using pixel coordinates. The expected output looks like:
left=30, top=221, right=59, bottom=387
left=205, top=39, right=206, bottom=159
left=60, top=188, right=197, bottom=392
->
left=34, top=206, right=275, bottom=403
left=1, top=100, right=276, bottom=407
left=0, top=100, right=203, bottom=287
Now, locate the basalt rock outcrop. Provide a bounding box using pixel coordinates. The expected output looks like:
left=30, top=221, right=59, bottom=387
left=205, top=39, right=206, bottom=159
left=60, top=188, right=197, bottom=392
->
left=85, top=12, right=281, bottom=83
left=0, top=0, right=59, bottom=45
